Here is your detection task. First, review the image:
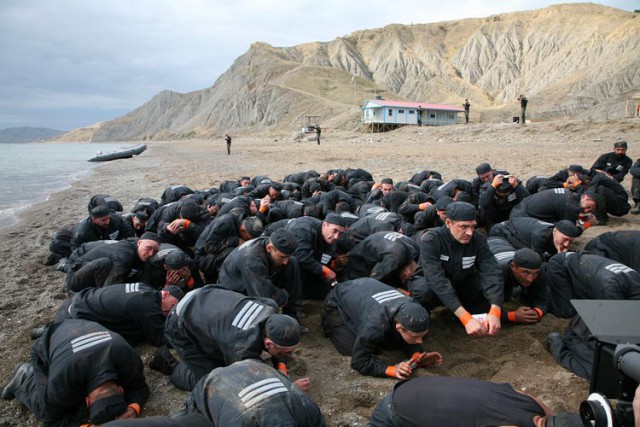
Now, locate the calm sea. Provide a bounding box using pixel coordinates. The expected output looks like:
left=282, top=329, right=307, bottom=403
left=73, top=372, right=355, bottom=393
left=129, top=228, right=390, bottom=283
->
left=0, top=142, right=134, bottom=229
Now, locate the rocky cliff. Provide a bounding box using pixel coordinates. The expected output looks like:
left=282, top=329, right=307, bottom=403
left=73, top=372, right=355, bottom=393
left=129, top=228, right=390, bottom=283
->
left=61, top=3, right=640, bottom=141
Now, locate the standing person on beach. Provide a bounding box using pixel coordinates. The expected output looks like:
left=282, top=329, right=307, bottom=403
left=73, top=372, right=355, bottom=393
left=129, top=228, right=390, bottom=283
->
left=225, top=134, right=231, bottom=155
left=462, top=98, right=471, bottom=124
left=315, top=125, right=321, bottom=145
left=518, top=94, right=528, bottom=124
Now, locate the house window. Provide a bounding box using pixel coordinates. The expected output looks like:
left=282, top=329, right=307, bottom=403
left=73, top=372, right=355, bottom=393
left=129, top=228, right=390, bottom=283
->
left=449, top=113, right=454, bottom=119
left=409, top=110, right=415, bottom=114
left=398, top=109, right=404, bottom=113
left=430, top=114, right=436, bottom=118
left=388, top=110, right=393, bottom=116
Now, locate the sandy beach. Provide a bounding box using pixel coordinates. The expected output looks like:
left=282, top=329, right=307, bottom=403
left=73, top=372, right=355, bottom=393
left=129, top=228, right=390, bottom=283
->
left=1, top=118, right=639, bottom=426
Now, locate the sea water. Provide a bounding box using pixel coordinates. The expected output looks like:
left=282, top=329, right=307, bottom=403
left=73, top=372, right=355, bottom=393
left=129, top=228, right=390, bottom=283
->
left=0, top=142, right=133, bottom=229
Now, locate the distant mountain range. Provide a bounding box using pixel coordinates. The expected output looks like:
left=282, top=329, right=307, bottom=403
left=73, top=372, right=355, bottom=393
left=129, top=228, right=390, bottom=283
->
left=58, top=3, right=640, bottom=142
left=0, top=127, right=65, bottom=143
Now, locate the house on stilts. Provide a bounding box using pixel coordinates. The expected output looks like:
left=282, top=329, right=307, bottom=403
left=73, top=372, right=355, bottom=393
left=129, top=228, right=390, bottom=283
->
left=361, top=98, right=465, bottom=132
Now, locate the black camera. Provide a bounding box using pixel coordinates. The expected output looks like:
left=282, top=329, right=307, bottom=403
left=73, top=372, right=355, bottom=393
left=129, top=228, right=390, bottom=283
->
left=571, top=300, right=640, bottom=427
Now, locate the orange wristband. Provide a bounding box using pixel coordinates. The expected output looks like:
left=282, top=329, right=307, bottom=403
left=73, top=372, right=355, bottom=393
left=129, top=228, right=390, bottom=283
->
left=128, top=403, right=141, bottom=417
left=276, top=362, right=288, bottom=376
left=186, top=277, right=195, bottom=289
left=489, top=306, right=501, bottom=318
left=460, top=311, right=473, bottom=326
left=385, top=365, right=397, bottom=378
left=533, top=307, right=544, bottom=319
left=182, top=219, right=191, bottom=229
left=563, top=182, right=569, bottom=188
left=259, top=205, right=268, bottom=213
left=418, top=202, right=428, bottom=211
left=507, top=311, right=517, bottom=323
left=322, top=266, right=332, bottom=278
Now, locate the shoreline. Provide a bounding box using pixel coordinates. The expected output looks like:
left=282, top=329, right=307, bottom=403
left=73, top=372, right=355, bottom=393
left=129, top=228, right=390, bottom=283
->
left=1, top=121, right=639, bottom=425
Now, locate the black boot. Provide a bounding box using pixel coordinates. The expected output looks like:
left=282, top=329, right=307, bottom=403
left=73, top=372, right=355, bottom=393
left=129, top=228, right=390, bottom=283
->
left=631, top=202, right=640, bottom=214
left=150, top=346, right=178, bottom=376
left=30, top=323, right=50, bottom=340
left=1, top=363, right=31, bottom=400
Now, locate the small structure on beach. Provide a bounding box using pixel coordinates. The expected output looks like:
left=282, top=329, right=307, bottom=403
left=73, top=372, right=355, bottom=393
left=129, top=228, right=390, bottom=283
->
left=361, top=99, right=464, bottom=132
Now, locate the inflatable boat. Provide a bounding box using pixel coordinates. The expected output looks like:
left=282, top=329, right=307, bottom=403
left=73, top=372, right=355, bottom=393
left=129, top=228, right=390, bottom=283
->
left=88, top=144, right=147, bottom=162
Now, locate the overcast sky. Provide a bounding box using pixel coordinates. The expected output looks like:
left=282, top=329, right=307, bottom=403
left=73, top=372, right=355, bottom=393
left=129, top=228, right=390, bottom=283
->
left=0, top=1, right=635, bottom=130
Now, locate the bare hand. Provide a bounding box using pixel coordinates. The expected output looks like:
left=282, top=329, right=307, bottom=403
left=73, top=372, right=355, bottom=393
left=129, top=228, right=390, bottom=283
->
left=415, top=351, right=443, bottom=368
left=484, top=313, right=501, bottom=335
left=508, top=175, right=518, bottom=187
left=166, top=219, right=186, bottom=234
left=515, top=307, right=539, bottom=324
left=394, top=361, right=413, bottom=379
left=294, top=377, right=310, bottom=392
left=333, top=253, right=348, bottom=269
left=165, top=270, right=182, bottom=285
left=464, top=317, right=487, bottom=336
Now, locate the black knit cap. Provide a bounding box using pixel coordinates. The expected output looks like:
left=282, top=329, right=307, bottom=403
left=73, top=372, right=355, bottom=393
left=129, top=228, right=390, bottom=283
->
left=446, top=201, right=477, bottom=221
left=512, top=248, right=542, bottom=269
left=324, top=213, right=349, bottom=228
left=475, top=162, right=492, bottom=175
left=395, top=301, right=430, bottom=333
left=568, top=164, right=585, bottom=174
left=140, top=231, right=161, bottom=243
left=614, top=140, right=627, bottom=149
left=265, top=314, right=301, bottom=347
left=583, top=190, right=603, bottom=207
left=164, top=285, right=185, bottom=301
left=269, top=228, right=297, bottom=255
left=134, top=211, right=149, bottom=221
left=435, top=196, right=453, bottom=211
left=89, top=394, right=127, bottom=424
left=90, top=205, right=110, bottom=218
left=164, top=250, right=191, bottom=270
left=179, top=203, right=200, bottom=221
left=243, top=217, right=264, bottom=237
left=554, top=220, right=582, bottom=238
left=270, top=182, right=284, bottom=192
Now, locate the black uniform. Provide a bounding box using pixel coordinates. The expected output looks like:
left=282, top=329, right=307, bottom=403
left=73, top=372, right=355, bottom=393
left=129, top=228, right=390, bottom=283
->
left=418, top=226, right=503, bottom=314
left=65, top=239, right=145, bottom=292
left=55, top=282, right=167, bottom=346
left=397, top=192, right=434, bottom=224
left=12, top=319, right=148, bottom=427
left=348, top=211, right=403, bottom=244
left=413, top=204, right=445, bottom=231
left=70, top=213, right=135, bottom=251
left=471, top=168, right=509, bottom=206
left=87, top=194, right=124, bottom=213
left=156, top=203, right=210, bottom=255
left=322, top=279, right=425, bottom=377
left=217, top=236, right=303, bottom=315
left=102, top=414, right=212, bottom=427
left=270, top=199, right=308, bottom=219
left=587, top=171, right=631, bottom=219
left=430, top=179, right=475, bottom=204
left=630, top=159, right=640, bottom=205
left=185, top=360, right=325, bottom=426
left=487, top=236, right=550, bottom=321
left=142, top=243, right=203, bottom=290
left=369, top=376, right=545, bottom=427
left=509, top=188, right=582, bottom=223
left=284, top=217, right=337, bottom=299
left=584, top=230, right=640, bottom=271
left=545, top=251, right=640, bottom=318
left=160, top=185, right=194, bottom=206
left=478, top=181, right=530, bottom=231
left=489, top=217, right=558, bottom=258
left=164, top=286, right=283, bottom=391
left=356, top=203, right=387, bottom=218
left=345, top=232, right=431, bottom=304
left=194, top=213, right=246, bottom=283
left=591, top=151, right=632, bottom=182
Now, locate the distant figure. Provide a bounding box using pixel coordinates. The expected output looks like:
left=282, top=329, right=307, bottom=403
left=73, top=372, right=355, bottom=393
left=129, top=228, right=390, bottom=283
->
left=463, top=99, right=470, bottom=124
left=417, top=105, right=422, bottom=126
left=225, top=134, right=231, bottom=155
left=314, top=125, right=321, bottom=145
left=518, top=94, right=528, bottom=124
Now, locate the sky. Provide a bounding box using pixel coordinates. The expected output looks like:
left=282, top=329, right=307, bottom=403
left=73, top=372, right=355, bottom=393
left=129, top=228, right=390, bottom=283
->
left=0, top=1, right=636, bottom=131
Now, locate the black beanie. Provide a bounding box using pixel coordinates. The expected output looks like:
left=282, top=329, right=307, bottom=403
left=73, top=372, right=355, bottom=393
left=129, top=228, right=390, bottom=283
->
left=512, top=248, right=542, bottom=269
left=269, top=228, right=297, bottom=255
left=554, top=220, right=581, bottom=238
left=265, top=314, right=301, bottom=347
left=446, top=202, right=477, bottom=221
left=395, top=302, right=430, bottom=333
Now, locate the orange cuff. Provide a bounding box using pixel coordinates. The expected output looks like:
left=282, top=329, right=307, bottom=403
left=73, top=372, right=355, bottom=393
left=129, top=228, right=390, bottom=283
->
left=460, top=311, right=473, bottom=326
left=259, top=205, right=268, bottom=213
left=182, top=219, right=191, bottom=229
left=418, top=202, right=428, bottom=211
left=489, top=306, right=501, bottom=318
left=277, top=362, right=288, bottom=376
left=507, top=311, right=517, bottom=323
left=372, top=183, right=380, bottom=190
left=385, top=365, right=397, bottom=378
left=534, top=307, right=544, bottom=319
left=397, top=288, right=410, bottom=296
left=128, top=403, right=141, bottom=417
left=563, top=182, right=569, bottom=188
left=186, top=277, right=195, bottom=289
left=322, top=266, right=332, bottom=278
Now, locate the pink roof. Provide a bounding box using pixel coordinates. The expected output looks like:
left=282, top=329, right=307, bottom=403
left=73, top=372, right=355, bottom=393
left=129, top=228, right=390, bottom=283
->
left=364, top=99, right=464, bottom=112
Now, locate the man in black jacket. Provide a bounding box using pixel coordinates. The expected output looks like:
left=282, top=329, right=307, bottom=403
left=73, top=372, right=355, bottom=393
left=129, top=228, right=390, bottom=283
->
left=218, top=228, right=303, bottom=318
left=162, top=286, right=303, bottom=391
left=184, top=360, right=324, bottom=426
left=509, top=188, right=600, bottom=229
left=1, top=319, right=149, bottom=426
left=322, top=278, right=442, bottom=379
left=64, top=232, right=161, bottom=292
left=591, top=140, right=632, bottom=182
left=584, top=230, right=640, bottom=271
left=419, top=202, right=503, bottom=336
left=54, top=282, right=182, bottom=347
left=71, top=205, right=135, bottom=251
